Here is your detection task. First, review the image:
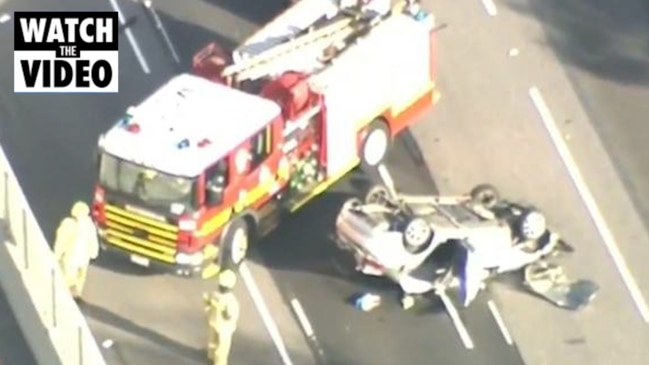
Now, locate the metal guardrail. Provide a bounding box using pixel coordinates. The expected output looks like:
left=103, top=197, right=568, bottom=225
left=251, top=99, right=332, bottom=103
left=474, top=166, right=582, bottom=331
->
left=0, top=144, right=106, bottom=365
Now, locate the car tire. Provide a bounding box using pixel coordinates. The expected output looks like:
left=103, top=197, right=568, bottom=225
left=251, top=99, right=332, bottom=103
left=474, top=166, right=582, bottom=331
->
left=342, top=198, right=363, bottom=212
left=360, top=120, right=391, bottom=168
left=403, top=217, right=433, bottom=253
left=364, top=184, right=390, bottom=205
left=470, top=184, right=499, bottom=209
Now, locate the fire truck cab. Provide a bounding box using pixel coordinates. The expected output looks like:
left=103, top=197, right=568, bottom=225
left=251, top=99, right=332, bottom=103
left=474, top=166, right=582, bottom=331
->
left=93, top=1, right=439, bottom=278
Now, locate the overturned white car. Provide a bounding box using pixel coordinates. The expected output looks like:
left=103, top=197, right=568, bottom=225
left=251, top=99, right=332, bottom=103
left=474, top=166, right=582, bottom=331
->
left=334, top=170, right=598, bottom=310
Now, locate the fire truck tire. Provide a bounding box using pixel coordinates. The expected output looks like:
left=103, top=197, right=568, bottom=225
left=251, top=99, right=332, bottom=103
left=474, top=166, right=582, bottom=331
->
left=220, top=219, right=250, bottom=269
left=470, top=184, right=500, bottom=209
left=360, top=121, right=391, bottom=168
left=403, top=217, right=433, bottom=254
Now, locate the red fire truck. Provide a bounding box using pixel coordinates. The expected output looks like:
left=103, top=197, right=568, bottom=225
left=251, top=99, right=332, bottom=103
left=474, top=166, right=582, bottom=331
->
left=92, top=0, right=440, bottom=277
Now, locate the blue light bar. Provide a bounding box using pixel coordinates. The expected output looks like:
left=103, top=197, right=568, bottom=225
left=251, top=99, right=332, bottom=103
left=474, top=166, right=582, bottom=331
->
left=177, top=139, right=190, bottom=149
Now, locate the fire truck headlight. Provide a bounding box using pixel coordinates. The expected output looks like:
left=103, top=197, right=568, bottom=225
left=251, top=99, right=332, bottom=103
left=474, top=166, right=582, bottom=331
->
left=175, top=252, right=203, bottom=266
left=178, top=219, right=197, bottom=231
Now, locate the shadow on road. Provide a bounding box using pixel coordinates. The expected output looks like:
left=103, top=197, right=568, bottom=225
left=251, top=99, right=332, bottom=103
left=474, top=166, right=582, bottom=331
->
left=91, top=252, right=163, bottom=277
left=252, top=187, right=362, bottom=281
left=506, top=0, right=649, bottom=85
left=505, top=0, right=649, bottom=234
left=253, top=130, right=441, bottom=293
left=80, top=300, right=205, bottom=363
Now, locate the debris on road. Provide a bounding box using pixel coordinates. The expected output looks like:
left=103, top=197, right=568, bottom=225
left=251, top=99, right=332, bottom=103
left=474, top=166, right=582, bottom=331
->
left=401, top=294, right=415, bottom=310
left=353, top=293, right=381, bottom=312
left=101, top=339, right=114, bottom=349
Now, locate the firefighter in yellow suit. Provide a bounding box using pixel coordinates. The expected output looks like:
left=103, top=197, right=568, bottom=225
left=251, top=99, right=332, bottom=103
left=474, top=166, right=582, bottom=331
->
left=53, top=201, right=100, bottom=299
left=204, top=270, right=240, bottom=365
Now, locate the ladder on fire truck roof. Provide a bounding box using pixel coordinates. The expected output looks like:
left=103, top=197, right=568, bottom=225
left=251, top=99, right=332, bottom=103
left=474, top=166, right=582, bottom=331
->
left=221, top=3, right=402, bottom=84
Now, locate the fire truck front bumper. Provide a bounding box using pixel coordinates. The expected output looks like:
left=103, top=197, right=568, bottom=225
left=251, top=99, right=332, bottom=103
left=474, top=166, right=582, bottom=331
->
left=98, top=234, right=219, bottom=278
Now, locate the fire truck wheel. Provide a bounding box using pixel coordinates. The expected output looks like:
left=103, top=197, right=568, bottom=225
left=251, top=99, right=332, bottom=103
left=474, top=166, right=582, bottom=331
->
left=231, top=225, right=249, bottom=265
left=361, top=121, right=391, bottom=168
left=470, top=184, right=500, bottom=209
left=221, top=219, right=250, bottom=268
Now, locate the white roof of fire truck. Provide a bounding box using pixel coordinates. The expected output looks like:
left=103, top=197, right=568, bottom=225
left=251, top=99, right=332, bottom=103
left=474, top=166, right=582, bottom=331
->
left=99, top=74, right=281, bottom=177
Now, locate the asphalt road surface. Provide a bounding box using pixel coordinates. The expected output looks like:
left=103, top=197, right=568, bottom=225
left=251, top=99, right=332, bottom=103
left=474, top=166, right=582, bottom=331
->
left=1, top=0, right=297, bottom=364
left=414, top=0, right=649, bottom=364
left=0, top=1, right=525, bottom=365
left=255, top=136, right=526, bottom=365
left=3, top=0, right=648, bottom=365
left=523, top=0, right=649, bottom=230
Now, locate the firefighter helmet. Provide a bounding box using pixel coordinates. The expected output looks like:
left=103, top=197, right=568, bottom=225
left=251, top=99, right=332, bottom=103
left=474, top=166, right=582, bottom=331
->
left=218, top=270, right=237, bottom=290
left=71, top=201, right=90, bottom=219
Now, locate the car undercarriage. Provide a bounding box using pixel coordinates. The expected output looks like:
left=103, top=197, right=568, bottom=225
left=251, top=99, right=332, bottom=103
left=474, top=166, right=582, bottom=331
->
left=334, top=165, right=598, bottom=311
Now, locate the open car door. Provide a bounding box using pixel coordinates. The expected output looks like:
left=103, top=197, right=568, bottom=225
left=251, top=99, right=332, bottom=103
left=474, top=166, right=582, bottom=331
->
left=458, top=241, right=487, bottom=307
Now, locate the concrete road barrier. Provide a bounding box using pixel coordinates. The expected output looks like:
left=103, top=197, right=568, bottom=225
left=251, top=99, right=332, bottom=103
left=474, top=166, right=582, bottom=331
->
left=0, top=144, right=106, bottom=365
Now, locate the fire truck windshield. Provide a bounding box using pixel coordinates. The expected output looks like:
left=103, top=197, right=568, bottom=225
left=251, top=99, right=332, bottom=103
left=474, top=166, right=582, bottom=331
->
left=98, top=153, right=197, bottom=210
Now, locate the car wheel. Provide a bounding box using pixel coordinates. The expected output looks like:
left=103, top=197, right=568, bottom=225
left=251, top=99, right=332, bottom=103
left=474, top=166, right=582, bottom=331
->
left=360, top=120, right=391, bottom=168
left=342, top=198, right=363, bottom=212
left=518, top=209, right=547, bottom=241
left=364, top=185, right=390, bottom=205
left=470, top=184, right=499, bottom=209
left=403, top=217, right=433, bottom=253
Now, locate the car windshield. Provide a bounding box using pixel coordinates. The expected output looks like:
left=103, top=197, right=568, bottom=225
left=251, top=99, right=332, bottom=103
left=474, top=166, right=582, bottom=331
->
left=98, top=153, right=197, bottom=210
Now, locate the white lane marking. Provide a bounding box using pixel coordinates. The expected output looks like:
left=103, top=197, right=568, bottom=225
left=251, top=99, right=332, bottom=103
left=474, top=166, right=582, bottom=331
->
left=0, top=14, right=11, bottom=24
left=240, top=263, right=295, bottom=365
left=107, top=0, right=151, bottom=74
left=480, top=0, right=498, bottom=16
left=438, top=290, right=474, bottom=349
left=143, top=0, right=180, bottom=64
left=529, top=86, right=649, bottom=323
left=290, top=298, right=315, bottom=338
left=487, top=300, right=513, bottom=345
